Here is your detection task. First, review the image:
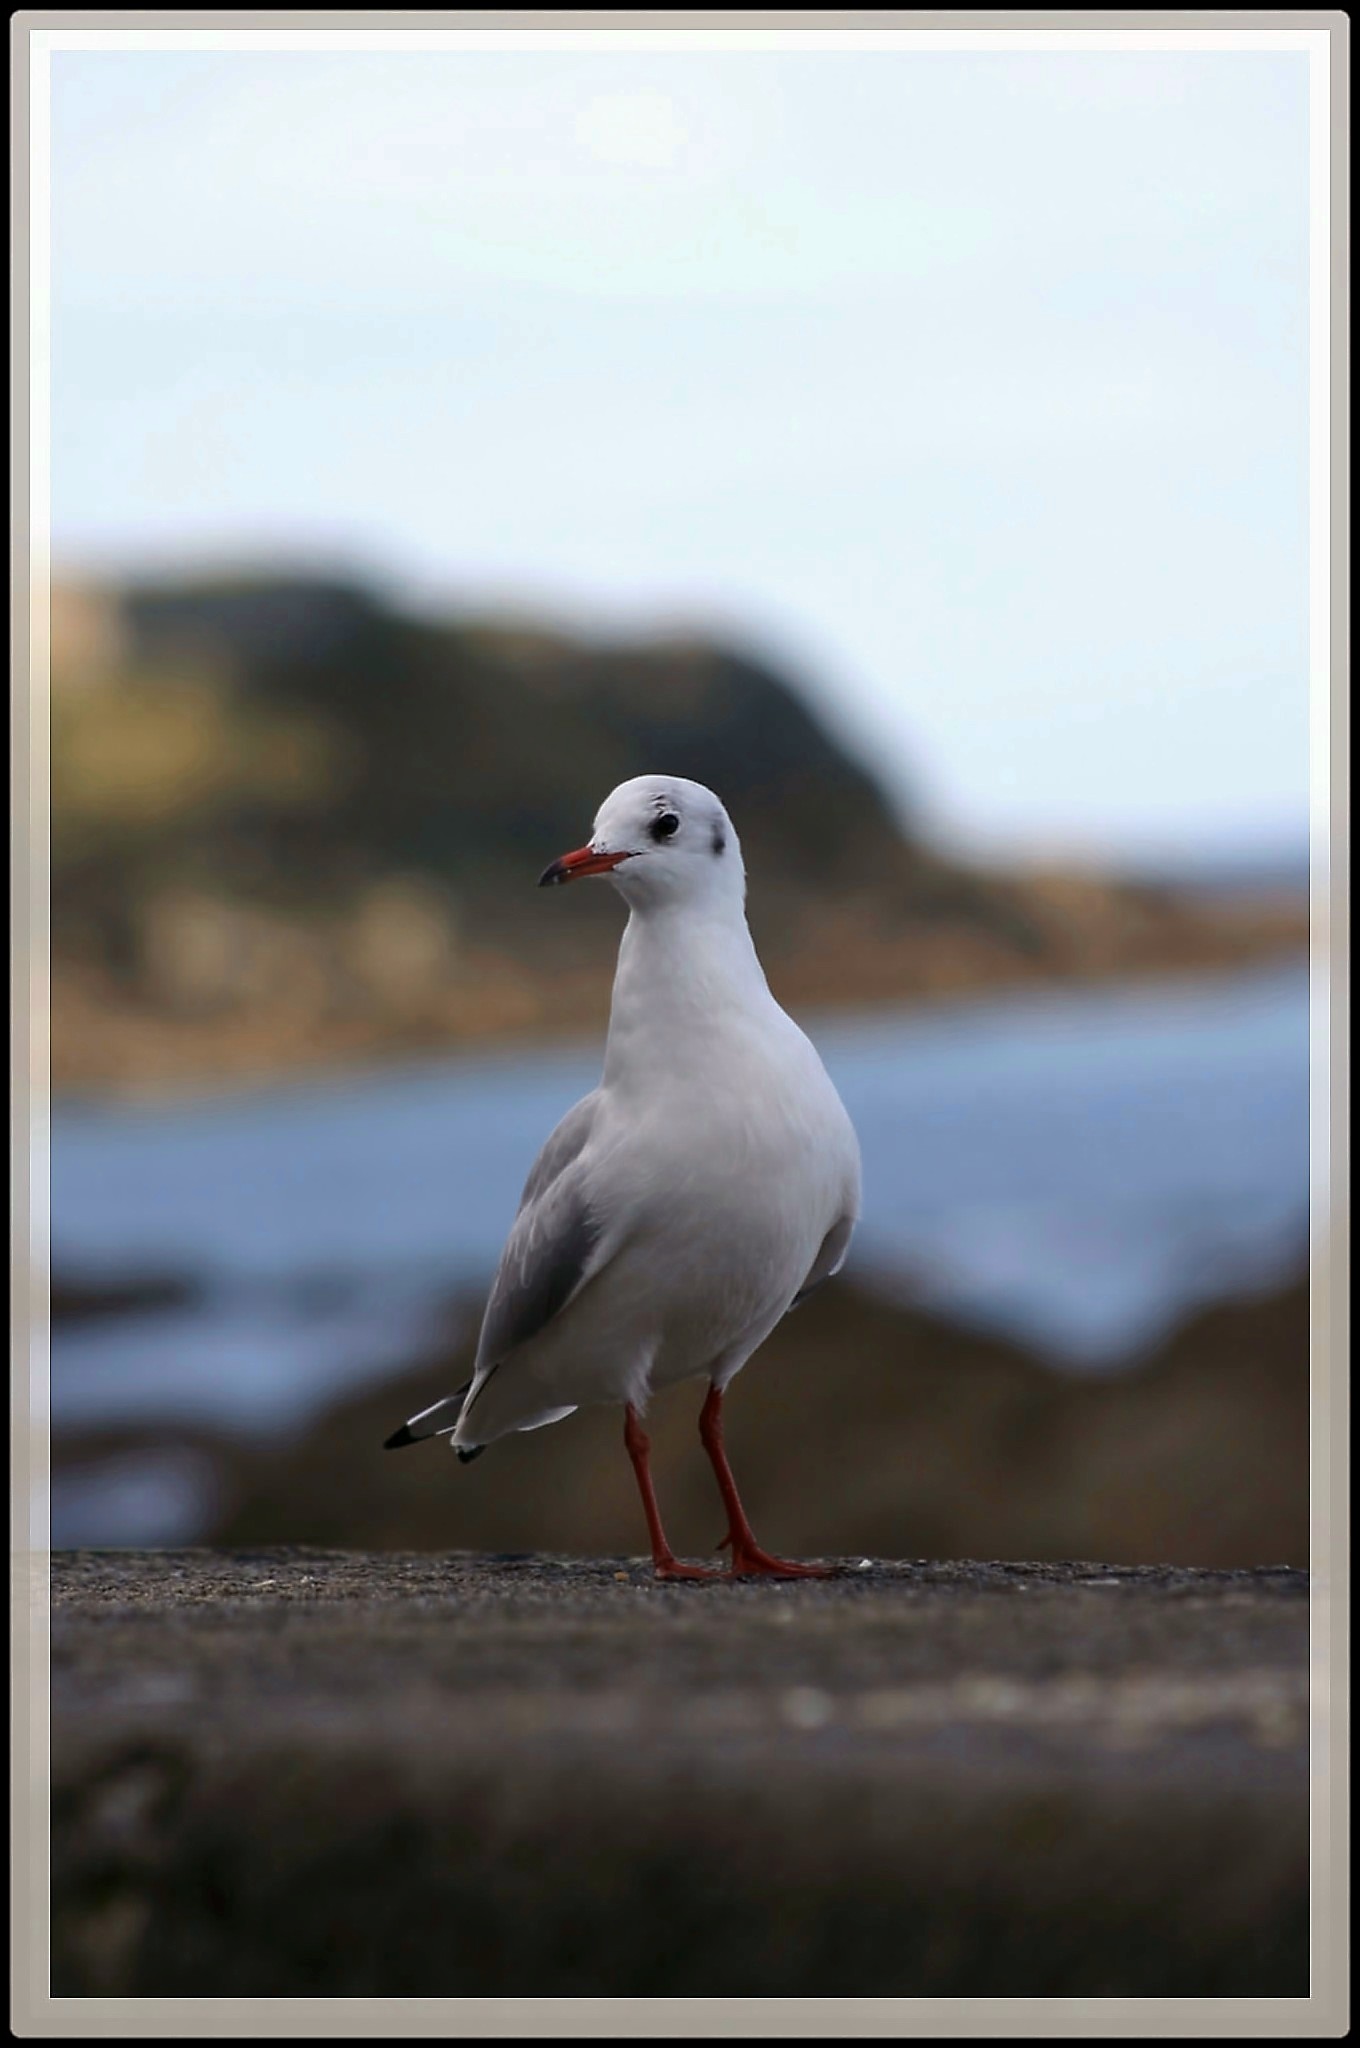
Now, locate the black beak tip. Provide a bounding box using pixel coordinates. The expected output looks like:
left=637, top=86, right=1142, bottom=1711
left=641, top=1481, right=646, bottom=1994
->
left=538, top=860, right=566, bottom=888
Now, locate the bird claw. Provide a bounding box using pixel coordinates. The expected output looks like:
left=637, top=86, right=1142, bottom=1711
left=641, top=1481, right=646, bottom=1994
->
left=712, top=1522, right=832, bottom=1577
left=653, top=1557, right=723, bottom=1582
left=726, top=1548, right=836, bottom=1579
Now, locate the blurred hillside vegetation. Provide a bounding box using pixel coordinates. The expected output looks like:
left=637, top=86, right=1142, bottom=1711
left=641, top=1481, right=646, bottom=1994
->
left=50, top=574, right=1307, bottom=1095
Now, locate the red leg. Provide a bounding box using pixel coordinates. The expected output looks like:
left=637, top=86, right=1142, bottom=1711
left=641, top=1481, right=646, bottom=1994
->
left=624, top=1404, right=719, bottom=1582
left=698, top=1384, right=834, bottom=1578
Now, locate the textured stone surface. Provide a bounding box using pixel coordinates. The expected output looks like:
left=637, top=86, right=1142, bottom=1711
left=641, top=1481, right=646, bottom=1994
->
left=49, top=1550, right=1309, bottom=1997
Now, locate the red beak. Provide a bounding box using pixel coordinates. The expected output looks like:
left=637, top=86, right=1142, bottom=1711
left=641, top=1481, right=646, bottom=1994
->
left=538, top=844, right=633, bottom=888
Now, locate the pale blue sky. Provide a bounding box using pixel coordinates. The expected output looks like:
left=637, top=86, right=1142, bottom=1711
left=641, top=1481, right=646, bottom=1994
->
left=50, top=48, right=1310, bottom=863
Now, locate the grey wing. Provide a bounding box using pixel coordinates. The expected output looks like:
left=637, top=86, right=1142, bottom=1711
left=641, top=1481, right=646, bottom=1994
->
left=791, top=1213, right=856, bottom=1308
left=474, top=1091, right=607, bottom=1372
left=383, top=1092, right=603, bottom=1450
left=517, top=1090, right=599, bottom=1207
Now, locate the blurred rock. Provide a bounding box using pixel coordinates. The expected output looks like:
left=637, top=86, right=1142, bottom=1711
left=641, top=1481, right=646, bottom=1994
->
left=343, top=875, right=462, bottom=1012
left=53, top=1263, right=1307, bottom=1569
left=50, top=1269, right=199, bottom=1326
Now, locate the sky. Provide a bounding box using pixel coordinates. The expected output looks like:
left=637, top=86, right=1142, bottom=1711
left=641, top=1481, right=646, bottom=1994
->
left=49, top=46, right=1311, bottom=865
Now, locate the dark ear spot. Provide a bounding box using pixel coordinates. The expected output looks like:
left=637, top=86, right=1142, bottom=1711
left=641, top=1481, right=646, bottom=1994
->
left=712, top=825, right=726, bottom=856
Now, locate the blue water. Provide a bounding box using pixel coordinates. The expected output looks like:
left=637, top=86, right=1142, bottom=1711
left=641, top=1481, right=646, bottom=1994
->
left=46, top=961, right=1311, bottom=1445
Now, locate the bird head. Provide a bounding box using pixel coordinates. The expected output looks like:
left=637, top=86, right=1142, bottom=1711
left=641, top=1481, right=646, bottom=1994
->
left=538, top=775, right=745, bottom=911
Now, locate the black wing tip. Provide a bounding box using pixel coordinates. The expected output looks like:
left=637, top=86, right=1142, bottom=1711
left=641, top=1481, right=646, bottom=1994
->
left=456, top=1444, right=486, bottom=1465
left=383, top=1423, right=418, bottom=1451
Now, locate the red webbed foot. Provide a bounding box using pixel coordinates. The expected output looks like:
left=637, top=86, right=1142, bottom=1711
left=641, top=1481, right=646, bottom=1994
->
left=652, top=1556, right=723, bottom=1582
left=726, top=1544, right=836, bottom=1579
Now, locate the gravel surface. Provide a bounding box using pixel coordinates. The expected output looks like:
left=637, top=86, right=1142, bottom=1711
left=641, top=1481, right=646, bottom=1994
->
left=49, top=1549, right=1309, bottom=1998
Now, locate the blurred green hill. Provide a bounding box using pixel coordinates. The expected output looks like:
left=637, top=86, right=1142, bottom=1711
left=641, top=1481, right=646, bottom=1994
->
left=116, top=576, right=916, bottom=915
left=53, top=570, right=941, bottom=957
left=50, top=573, right=1308, bottom=1094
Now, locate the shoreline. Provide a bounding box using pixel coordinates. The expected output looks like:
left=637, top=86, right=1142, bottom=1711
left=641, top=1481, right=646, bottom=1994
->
left=51, top=925, right=1308, bottom=1109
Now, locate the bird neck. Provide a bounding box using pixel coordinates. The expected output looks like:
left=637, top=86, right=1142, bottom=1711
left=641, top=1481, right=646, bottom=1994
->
left=602, top=896, right=775, bottom=1091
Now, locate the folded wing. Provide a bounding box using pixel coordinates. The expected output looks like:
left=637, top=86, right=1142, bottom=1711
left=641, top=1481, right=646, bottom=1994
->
left=791, top=1212, right=856, bottom=1309
left=384, top=1091, right=606, bottom=1451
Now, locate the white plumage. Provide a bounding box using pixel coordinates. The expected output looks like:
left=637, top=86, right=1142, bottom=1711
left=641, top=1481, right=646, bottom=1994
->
left=386, top=774, right=861, bottom=1578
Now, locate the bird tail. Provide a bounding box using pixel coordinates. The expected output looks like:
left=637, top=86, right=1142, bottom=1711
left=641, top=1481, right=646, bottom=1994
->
left=383, top=1378, right=476, bottom=1454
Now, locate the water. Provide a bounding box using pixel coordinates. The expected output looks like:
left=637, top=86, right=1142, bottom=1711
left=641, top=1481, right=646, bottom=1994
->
left=46, top=962, right=1310, bottom=1452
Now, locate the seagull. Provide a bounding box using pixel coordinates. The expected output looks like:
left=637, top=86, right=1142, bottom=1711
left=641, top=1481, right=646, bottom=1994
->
left=384, top=775, right=862, bottom=1579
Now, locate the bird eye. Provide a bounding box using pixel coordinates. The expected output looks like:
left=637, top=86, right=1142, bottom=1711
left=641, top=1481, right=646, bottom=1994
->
left=650, top=812, right=680, bottom=843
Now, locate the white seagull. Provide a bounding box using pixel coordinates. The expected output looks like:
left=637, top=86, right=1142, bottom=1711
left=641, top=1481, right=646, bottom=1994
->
left=384, top=775, right=862, bottom=1579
